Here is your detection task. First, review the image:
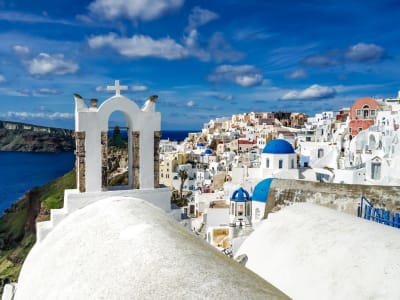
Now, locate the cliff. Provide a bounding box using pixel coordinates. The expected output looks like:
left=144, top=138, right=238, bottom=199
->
left=0, top=170, right=76, bottom=292
left=0, top=120, right=74, bottom=152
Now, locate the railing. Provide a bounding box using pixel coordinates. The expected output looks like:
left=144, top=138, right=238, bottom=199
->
left=358, top=196, right=400, bottom=228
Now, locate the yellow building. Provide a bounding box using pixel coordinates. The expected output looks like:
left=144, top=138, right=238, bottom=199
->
left=159, top=153, right=187, bottom=187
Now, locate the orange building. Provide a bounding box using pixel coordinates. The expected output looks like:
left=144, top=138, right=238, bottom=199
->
left=348, top=97, right=379, bottom=137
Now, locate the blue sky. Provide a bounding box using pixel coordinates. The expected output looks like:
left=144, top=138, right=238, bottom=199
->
left=0, top=0, right=399, bottom=130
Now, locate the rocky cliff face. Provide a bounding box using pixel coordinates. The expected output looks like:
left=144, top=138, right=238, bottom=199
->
left=0, top=121, right=74, bottom=152
left=0, top=170, right=76, bottom=292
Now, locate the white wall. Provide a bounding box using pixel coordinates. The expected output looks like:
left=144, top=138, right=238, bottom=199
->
left=75, top=95, right=160, bottom=192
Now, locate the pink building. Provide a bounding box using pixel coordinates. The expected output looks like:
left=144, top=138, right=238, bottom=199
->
left=348, top=97, right=379, bottom=137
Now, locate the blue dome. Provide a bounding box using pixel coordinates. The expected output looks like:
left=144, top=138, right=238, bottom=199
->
left=197, top=143, right=205, bottom=147
left=204, top=149, right=213, bottom=155
left=262, top=139, right=294, bottom=154
left=252, top=178, right=273, bottom=203
left=230, top=187, right=251, bottom=202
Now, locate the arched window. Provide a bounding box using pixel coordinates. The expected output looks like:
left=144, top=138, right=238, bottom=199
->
left=363, top=105, right=370, bottom=119
left=371, top=161, right=381, bottom=180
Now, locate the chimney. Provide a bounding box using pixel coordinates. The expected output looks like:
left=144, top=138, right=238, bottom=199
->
left=90, top=98, right=98, bottom=108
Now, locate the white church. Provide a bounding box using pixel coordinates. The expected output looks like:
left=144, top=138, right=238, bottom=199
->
left=2, top=81, right=288, bottom=300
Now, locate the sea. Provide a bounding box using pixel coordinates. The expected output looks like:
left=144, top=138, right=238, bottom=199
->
left=0, top=130, right=194, bottom=215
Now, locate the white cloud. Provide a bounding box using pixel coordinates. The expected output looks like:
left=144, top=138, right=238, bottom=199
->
left=235, top=74, right=263, bottom=87
left=0, top=88, right=30, bottom=97
left=3, top=111, right=74, bottom=119
left=26, top=53, right=79, bottom=75
left=131, top=85, right=148, bottom=92
left=208, top=32, right=244, bottom=63
left=12, top=44, right=30, bottom=55
left=88, top=29, right=243, bottom=62
left=208, top=65, right=263, bottom=87
left=36, top=88, right=62, bottom=95
left=234, top=28, right=271, bottom=41
left=345, top=43, right=385, bottom=63
left=88, top=33, right=186, bottom=60
left=303, top=54, right=337, bottom=67
left=183, top=29, right=210, bottom=61
left=281, top=84, right=336, bottom=100
left=0, top=11, right=74, bottom=25
left=0, top=74, right=5, bottom=83
left=87, top=33, right=117, bottom=48
left=88, top=0, right=184, bottom=21
left=202, top=91, right=233, bottom=101
left=186, top=6, right=219, bottom=31
left=88, top=30, right=242, bottom=63
left=333, top=83, right=385, bottom=93
left=76, top=14, right=93, bottom=23
left=186, top=100, right=195, bottom=107
left=286, top=69, right=307, bottom=80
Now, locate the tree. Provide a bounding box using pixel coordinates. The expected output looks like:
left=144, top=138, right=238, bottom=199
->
left=178, top=169, right=188, bottom=199
left=109, top=126, right=126, bottom=148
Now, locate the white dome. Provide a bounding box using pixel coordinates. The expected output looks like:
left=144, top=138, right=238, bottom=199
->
left=237, top=203, right=400, bottom=299
left=15, top=197, right=288, bottom=300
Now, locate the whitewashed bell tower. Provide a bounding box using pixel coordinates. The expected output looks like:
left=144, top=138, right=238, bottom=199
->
left=74, top=80, right=161, bottom=192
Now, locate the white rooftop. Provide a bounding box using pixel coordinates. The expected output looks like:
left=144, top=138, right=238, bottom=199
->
left=237, top=202, right=400, bottom=300
left=14, top=197, right=288, bottom=300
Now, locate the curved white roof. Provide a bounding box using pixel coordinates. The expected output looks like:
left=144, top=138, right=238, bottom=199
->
left=15, top=197, right=288, bottom=300
left=237, top=203, right=400, bottom=300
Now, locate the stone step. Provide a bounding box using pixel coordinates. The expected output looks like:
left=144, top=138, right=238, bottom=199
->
left=36, top=221, right=53, bottom=243
left=50, top=208, right=69, bottom=227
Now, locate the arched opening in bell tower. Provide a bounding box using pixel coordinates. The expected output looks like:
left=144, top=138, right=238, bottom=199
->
left=104, top=110, right=131, bottom=189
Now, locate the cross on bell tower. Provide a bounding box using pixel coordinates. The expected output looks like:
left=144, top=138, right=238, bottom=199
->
left=107, top=80, right=128, bottom=96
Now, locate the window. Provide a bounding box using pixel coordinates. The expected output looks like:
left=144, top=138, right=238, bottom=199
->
left=317, top=148, right=324, bottom=158
left=371, top=161, right=381, bottom=180
left=371, top=110, right=376, bottom=116
left=363, top=105, right=369, bottom=119
left=291, top=159, right=295, bottom=169
left=238, top=204, right=244, bottom=216
left=266, top=158, right=270, bottom=168
left=356, top=109, right=361, bottom=116
left=316, top=173, right=330, bottom=182
left=246, top=202, right=251, bottom=216
left=279, top=159, right=283, bottom=169
left=358, top=127, right=362, bottom=133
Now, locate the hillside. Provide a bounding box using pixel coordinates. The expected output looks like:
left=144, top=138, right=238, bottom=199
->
left=0, top=170, right=76, bottom=292
left=0, top=120, right=74, bottom=152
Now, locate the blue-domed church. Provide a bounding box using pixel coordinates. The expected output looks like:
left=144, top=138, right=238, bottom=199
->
left=260, top=139, right=299, bottom=179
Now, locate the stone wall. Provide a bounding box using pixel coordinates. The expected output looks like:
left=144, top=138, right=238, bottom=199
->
left=265, top=179, right=400, bottom=217
left=154, top=131, right=161, bottom=188
left=75, top=131, right=86, bottom=193
left=132, top=131, right=140, bottom=189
